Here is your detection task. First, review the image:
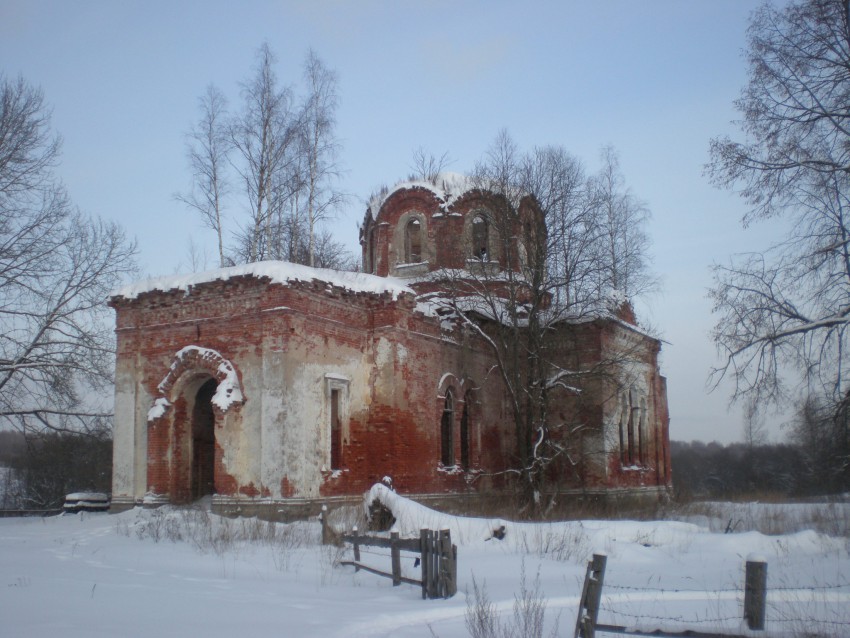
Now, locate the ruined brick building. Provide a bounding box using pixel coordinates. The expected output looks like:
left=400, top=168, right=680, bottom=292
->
left=109, top=175, right=671, bottom=517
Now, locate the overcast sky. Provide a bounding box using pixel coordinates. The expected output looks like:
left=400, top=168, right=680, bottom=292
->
left=1, top=0, right=784, bottom=444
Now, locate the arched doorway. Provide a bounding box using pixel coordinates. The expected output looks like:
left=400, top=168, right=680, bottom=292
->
left=191, top=378, right=217, bottom=499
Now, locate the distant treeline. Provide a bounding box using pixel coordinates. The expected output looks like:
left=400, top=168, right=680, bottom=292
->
left=0, top=430, right=111, bottom=510
left=671, top=440, right=847, bottom=500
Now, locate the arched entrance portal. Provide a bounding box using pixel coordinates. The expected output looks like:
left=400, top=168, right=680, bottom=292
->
left=191, top=378, right=217, bottom=499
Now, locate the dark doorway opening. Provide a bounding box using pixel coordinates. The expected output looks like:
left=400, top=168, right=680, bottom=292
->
left=192, top=378, right=217, bottom=499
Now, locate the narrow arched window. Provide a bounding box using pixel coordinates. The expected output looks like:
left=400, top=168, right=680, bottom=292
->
left=441, top=389, right=454, bottom=466
left=405, top=218, right=422, bottom=263
left=628, top=389, right=639, bottom=465
left=619, top=393, right=628, bottom=466
left=472, top=215, right=489, bottom=260
left=460, top=390, right=472, bottom=470
left=366, top=228, right=376, bottom=273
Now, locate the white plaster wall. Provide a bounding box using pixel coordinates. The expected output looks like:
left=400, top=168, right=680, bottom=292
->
left=260, top=348, right=286, bottom=497
left=133, top=379, right=151, bottom=498
left=111, top=357, right=137, bottom=499
left=218, top=350, right=262, bottom=492
left=254, top=322, right=377, bottom=499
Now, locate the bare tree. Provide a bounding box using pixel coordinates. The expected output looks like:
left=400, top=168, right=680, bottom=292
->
left=299, top=49, right=345, bottom=267
left=176, top=85, right=230, bottom=268
left=433, top=132, right=655, bottom=507
left=594, top=145, right=657, bottom=301
left=787, top=392, right=850, bottom=492
left=707, top=0, right=850, bottom=421
left=409, top=146, right=451, bottom=182
left=229, top=43, right=299, bottom=263
left=182, top=45, right=355, bottom=270
left=742, top=397, right=767, bottom=448
left=0, top=75, right=137, bottom=437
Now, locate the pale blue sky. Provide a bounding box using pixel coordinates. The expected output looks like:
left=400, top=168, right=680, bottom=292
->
left=0, top=0, right=780, bottom=443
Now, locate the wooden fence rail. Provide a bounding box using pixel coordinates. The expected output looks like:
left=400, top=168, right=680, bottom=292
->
left=333, top=523, right=457, bottom=599
left=0, top=508, right=63, bottom=517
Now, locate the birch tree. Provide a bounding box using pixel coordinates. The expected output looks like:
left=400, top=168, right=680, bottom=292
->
left=299, top=49, right=345, bottom=267
left=176, top=85, right=230, bottom=268
left=230, top=43, right=299, bottom=263
left=594, top=145, right=656, bottom=300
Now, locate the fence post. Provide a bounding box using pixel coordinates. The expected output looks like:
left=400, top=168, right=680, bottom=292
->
left=574, top=553, right=607, bottom=638
left=352, top=526, right=360, bottom=572
left=420, top=528, right=430, bottom=599
left=744, top=556, right=767, bottom=631
left=438, top=529, right=456, bottom=598
left=446, top=532, right=458, bottom=598
left=320, top=504, right=329, bottom=545
left=391, top=531, right=401, bottom=586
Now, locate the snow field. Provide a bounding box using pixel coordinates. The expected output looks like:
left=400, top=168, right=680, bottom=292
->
left=1, top=493, right=848, bottom=637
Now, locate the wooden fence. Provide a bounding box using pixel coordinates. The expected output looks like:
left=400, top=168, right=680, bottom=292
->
left=0, top=508, right=63, bottom=517
left=330, top=521, right=457, bottom=599
left=574, top=553, right=768, bottom=638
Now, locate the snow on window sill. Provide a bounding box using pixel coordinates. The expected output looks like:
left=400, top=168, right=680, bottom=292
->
left=395, top=261, right=430, bottom=277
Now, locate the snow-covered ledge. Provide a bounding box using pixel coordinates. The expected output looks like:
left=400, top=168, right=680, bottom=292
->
left=148, top=346, right=244, bottom=421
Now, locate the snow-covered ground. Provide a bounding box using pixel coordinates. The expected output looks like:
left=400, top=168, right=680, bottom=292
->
left=1, top=491, right=848, bottom=637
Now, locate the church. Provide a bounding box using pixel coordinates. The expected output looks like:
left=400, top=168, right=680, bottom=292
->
left=109, top=174, right=671, bottom=518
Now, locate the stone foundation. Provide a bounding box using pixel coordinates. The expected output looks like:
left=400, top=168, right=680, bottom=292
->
left=109, top=485, right=671, bottom=523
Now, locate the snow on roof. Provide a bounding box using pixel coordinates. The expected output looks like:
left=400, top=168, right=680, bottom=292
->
left=366, top=172, right=478, bottom=220
left=111, top=260, right=414, bottom=301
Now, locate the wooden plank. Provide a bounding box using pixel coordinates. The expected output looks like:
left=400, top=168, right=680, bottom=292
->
left=438, top=529, right=453, bottom=598
left=0, top=509, right=63, bottom=517
left=574, top=560, right=594, bottom=638
left=744, top=559, right=767, bottom=631
left=391, top=531, right=401, bottom=586
left=339, top=561, right=421, bottom=587
left=421, top=528, right=431, bottom=599
left=574, top=553, right=607, bottom=638
left=341, top=534, right=421, bottom=553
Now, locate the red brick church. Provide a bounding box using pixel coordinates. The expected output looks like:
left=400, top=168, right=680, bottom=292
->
left=109, top=175, right=671, bottom=517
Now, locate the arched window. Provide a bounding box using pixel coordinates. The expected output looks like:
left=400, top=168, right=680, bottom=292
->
left=365, top=228, right=376, bottom=273
left=621, top=388, right=647, bottom=467
left=405, top=218, right=422, bottom=263
left=471, top=215, right=489, bottom=260
left=460, top=390, right=473, bottom=469
left=618, top=393, right=628, bottom=465
left=628, top=389, right=639, bottom=465
left=440, top=388, right=454, bottom=466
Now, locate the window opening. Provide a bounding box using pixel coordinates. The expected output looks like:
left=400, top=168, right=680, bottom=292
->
left=628, top=391, right=639, bottom=465
left=405, top=218, right=422, bottom=263
left=366, top=228, right=375, bottom=273
left=441, top=389, right=454, bottom=466
left=460, top=393, right=471, bottom=470
left=330, top=388, right=342, bottom=469
left=472, top=215, right=489, bottom=260
left=618, top=393, right=628, bottom=465
left=325, top=374, right=350, bottom=471
left=621, top=388, right=646, bottom=467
